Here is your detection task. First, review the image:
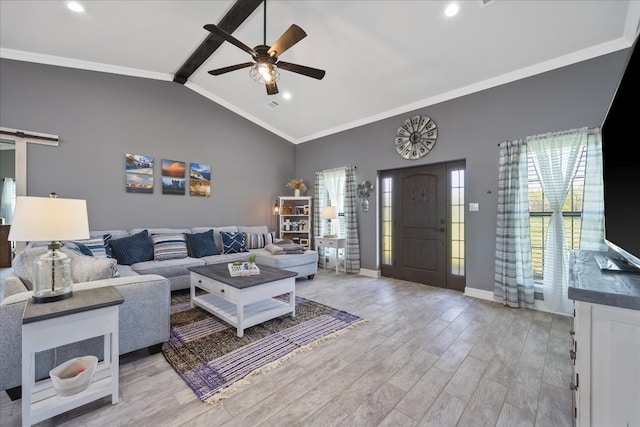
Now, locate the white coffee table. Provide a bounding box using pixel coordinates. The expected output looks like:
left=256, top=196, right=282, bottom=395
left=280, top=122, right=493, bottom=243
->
left=189, top=264, right=297, bottom=337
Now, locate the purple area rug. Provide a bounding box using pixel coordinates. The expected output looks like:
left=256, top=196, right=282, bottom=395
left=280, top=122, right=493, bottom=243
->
left=162, top=291, right=365, bottom=403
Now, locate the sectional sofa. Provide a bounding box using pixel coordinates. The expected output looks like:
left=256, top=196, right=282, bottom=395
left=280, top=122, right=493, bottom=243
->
left=0, top=224, right=317, bottom=395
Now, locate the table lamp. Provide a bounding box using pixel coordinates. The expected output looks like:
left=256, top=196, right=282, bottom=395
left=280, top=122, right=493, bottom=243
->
left=322, top=206, right=338, bottom=238
left=8, top=193, right=90, bottom=303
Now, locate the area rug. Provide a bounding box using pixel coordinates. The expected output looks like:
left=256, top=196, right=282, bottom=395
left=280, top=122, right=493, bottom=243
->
left=162, top=291, right=365, bottom=404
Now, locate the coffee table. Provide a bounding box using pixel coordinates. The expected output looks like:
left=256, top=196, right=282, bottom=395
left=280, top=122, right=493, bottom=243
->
left=189, top=264, right=298, bottom=337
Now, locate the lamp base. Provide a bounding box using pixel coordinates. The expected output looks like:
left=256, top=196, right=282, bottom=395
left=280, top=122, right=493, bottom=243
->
left=34, top=244, right=73, bottom=304
left=32, top=290, right=73, bottom=304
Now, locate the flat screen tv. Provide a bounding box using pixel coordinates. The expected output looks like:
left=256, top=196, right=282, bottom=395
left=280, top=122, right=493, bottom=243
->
left=600, top=33, right=640, bottom=273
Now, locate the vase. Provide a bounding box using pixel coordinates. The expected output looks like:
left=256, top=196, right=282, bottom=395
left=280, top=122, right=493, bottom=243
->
left=294, top=189, right=300, bottom=197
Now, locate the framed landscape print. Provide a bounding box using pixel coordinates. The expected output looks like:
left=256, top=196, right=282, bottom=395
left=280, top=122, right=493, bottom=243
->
left=162, top=159, right=186, bottom=195
left=189, top=163, right=211, bottom=197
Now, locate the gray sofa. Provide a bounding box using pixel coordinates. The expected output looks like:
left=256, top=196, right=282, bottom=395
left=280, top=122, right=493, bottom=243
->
left=0, top=224, right=317, bottom=394
left=0, top=274, right=170, bottom=395
left=109, top=225, right=318, bottom=291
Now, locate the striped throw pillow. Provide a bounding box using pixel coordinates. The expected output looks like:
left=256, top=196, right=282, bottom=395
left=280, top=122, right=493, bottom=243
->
left=244, top=232, right=275, bottom=249
left=72, top=234, right=112, bottom=258
left=152, top=233, right=188, bottom=261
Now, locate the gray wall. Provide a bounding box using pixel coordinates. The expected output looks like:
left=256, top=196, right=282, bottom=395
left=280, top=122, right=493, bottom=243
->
left=295, top=49, right=630, bottom=292
left=0, top=59, right=294, bottom=231
left=0, top=49, right=630, bottom=293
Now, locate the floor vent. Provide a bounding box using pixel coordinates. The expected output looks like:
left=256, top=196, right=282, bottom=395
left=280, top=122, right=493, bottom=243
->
left=266, top=101, right=280, bottom=109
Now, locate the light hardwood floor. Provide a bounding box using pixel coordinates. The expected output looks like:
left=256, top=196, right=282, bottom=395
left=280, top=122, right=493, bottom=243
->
left=1, top=269, right=574, bottom=426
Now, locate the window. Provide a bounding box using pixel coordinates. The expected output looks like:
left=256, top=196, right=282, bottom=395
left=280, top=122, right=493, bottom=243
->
left=528, top=146, right=586, bottom=280
left=451, top=169, right=465, bottom=275
left=381, top=176, right=393, bottom=265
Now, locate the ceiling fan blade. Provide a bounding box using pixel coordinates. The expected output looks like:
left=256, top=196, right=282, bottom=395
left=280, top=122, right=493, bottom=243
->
left=266, top=81, right=279, bottom=95
left=208, top=62, right=254, bottom=76
left=267, top=24, right=307, bottom=58
left=277, top=61, right=326, bottom=80
left=204, top=24, right=257, bottom=57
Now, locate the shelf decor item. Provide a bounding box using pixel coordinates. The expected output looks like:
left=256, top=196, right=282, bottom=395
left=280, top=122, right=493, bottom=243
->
left=8, top=193, right=90, bottom=303
left=49, top=355, right=98, bottom=396
left=228, top=262, right=260, bottom=277
left=286, top=178, right=307, bottom=196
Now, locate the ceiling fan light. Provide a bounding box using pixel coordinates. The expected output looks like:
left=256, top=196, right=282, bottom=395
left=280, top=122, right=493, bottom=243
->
left=250, top=62, right=280, bottom=84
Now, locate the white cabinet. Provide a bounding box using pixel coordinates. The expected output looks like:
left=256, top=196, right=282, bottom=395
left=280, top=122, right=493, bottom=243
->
left=278, top=196, right=312, bottom=249
left=569, top=251, right=640, bottom=427
left=573, top=301, right=640, bottom=427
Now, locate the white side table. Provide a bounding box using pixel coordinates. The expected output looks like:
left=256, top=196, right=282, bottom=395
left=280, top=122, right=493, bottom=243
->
left=21, top=287, right=123, bottom=427
left=315, top=236, right=347, bottom=273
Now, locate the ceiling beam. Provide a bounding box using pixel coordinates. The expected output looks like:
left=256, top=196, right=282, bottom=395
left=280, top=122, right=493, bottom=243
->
left=173, top=0, right=263, bottom=84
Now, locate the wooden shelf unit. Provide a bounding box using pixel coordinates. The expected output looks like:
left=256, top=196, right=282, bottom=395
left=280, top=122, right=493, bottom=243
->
left=278, top=196, right=312, bottom=249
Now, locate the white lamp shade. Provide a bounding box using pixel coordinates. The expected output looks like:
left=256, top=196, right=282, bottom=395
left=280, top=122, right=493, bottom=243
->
left=322, top=206, right=338, bottom=220
left=8, top=196, right=90, bottom=242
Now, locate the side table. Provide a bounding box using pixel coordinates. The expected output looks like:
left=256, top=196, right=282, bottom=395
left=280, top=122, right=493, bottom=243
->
left=21, top=286, right=124, bottom=426
left=315, top=236, right=347, bottom=273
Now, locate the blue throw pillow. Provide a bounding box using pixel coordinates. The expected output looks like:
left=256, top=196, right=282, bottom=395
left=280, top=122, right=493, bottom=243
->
left=220, top=231, right=248, bottom=254
left=185, top=230, right=219, bottom=258
left=108, top=230, right=153, bottom=265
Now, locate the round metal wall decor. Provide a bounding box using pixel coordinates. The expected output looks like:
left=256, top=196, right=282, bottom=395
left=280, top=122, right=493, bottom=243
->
left=395, top=115, right=438, bottom=160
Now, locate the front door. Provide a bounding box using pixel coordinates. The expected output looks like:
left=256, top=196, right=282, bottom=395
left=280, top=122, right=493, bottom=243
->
left=380, top=161, right=465, bottom=291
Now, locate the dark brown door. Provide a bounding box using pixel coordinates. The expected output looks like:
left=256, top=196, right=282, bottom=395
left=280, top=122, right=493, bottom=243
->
left=381, top=161, right=465, bottom=292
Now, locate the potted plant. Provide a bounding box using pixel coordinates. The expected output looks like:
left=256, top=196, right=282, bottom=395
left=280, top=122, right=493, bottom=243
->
left=247, top=254, right=256, bottom=269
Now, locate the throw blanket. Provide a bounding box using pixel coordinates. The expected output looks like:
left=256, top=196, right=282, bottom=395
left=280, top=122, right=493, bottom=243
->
left=265, top=241, right=305, bottom=255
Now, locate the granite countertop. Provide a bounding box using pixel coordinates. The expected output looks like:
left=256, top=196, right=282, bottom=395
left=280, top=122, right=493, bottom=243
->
left=568, top=250, right=640, bottom=311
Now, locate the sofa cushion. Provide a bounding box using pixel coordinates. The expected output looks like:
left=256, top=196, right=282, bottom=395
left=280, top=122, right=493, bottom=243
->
left=131, top=227, right=191, bottom=236
left=90, top=230, right=129, bottom=240
left=12, top=247, right=116, bottom=289
left=71, top=256, right=117, bottom=283
left=200, top=252, right=248, bottom=265
left=185, top=229, right=219, bottom=258
left=130, top=257, right=204, bottom=277
left=109, top=230, right=154, bottom=266
left=11, top=247, right=46, bottom=290
left=151, top=233, right=188, bottom=261
left=244, top=232, right=275, bottom=249
left=251, top=248, right=319, bottom=269
left=238, top=225, right=269, bottom=235
left=220, top=231, right=248, bottom=254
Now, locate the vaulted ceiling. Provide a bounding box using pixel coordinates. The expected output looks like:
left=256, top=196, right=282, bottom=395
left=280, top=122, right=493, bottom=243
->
left=1, top=1, right=638, bottom=144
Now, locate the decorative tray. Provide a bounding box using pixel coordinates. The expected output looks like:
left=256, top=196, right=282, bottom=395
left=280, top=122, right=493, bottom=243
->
left=228, top=262, right=260, bottom=277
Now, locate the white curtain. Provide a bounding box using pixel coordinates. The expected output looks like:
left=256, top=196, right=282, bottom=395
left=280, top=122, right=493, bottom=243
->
left=323, top=169, right=345, bottom=236
left=580, top=130, right=608, bottom=251
left=528, top=128, right=587, bottom=315
left=0, top=178, right=16, bottom=224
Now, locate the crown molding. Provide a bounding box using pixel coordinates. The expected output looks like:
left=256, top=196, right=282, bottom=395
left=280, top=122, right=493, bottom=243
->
left=0, top=48, right=172, bottom=81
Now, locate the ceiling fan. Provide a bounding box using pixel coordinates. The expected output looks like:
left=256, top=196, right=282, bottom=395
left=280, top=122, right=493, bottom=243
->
left=205, top=0, right=325, bottom=95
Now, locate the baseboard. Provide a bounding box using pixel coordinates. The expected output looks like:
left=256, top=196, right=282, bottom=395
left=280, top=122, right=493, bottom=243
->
left=358, top=268, right=380, bottom=278
left=464, top=287, right=495, bottom=301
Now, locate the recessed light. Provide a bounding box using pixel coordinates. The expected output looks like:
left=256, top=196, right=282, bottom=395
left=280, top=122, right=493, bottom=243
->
left=444, top=2, right=460, bottom=17
left=282, top=92, right=292, bottom=100
left=66, top=1, right=85, bottom=13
